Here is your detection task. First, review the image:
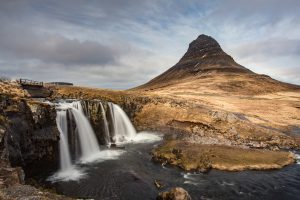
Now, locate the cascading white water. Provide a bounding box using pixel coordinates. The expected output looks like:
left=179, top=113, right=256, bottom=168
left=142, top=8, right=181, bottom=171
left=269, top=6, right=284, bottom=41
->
left=99, top=102, right=111, bottom=145
left=56, top=110, right=72, bottom=171
left=109, top=103, right=137, bottom=143
left=55, top=101, right=101, bottom=163
left=71, top=100, right=81, bottom=110
left=50, top=100, right=131, bottom=182
left=69, top=101, right=100, bottom=162
left=50, top=100, right=160, bottom=182
left=50, top=106, right=87, bottom=182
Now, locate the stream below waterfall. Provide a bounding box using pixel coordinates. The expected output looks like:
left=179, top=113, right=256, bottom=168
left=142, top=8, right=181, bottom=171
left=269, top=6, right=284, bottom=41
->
left=29, top=135, right=300, bottom=200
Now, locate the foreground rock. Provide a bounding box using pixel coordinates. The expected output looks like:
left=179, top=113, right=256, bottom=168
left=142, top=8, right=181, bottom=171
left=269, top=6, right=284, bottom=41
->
left=152, top=140, right=296, bottom=171
left=0, top=151, right=71, bottom=200
left=0, top=95, right=59, bottom=167
left=0, top=185, right=73, bottom=200
left=157, top=187, right=191, bottom=200
left=0, top=82, right=65, bottom=199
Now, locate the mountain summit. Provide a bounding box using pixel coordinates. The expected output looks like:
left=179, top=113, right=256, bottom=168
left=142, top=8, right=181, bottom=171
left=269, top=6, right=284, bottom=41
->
left=135, top=34, right=299, bottom=93
left=137, top=34, right=252, bottom=89
left=178, top=34, right=251, bottom=73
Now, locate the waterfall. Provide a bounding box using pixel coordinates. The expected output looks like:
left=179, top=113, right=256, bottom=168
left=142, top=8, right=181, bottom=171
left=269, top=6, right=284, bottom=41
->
left=72, top=101, right=83, bottom=112
left=52, top=100, right=132, bottom=182
left=55, top=101, right=101, bottom=165
left=56, top=110, right=72, bottom=171
left=55, top=101, right=136, bottom=163
left=69, top=102, right=100, bottom=162
left=109, top=103, right=137, bottom=143
left=99, top=102, right=111, bottom=145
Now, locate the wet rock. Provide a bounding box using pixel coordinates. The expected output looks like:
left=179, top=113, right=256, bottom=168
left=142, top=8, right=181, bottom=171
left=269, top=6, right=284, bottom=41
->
left=0, top=94, right=60, bottom=184
left=1, top=98, right=59, bottom=167
left=157, top=187, right=191, bottom=200
left=110, top=144, right=125, bottom=149
left=79, top=100, right=115, bottom=145
left=154, top=179, right=164, bottom=189
left=110, top=143, right=117, bottom=148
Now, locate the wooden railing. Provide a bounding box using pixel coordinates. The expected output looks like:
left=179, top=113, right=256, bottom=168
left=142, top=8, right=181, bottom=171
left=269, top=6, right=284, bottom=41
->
left=19, top=79, right=43, bottom=87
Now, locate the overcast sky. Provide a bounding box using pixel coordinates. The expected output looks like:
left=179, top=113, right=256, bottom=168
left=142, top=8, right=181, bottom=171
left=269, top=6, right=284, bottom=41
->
left=0, top=0, right=299, bottom=89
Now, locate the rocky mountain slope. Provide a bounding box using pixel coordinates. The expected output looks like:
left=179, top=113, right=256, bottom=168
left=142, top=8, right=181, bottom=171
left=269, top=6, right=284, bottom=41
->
left=137, top=34, right=252, bottom=88
left=135, top=34, right=299, bottom=94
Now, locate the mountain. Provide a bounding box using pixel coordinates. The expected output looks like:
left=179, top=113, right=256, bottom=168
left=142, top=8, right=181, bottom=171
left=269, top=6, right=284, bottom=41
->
left=134, top=34, right=299, bottom=94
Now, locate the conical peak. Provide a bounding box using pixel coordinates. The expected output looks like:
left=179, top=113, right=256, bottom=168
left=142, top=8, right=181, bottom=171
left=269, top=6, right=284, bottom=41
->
left=193, top=34, right=220, bottom=48
left=134, top=34, right=254, bottom=90
left=181, top=34, right=226, bottom=62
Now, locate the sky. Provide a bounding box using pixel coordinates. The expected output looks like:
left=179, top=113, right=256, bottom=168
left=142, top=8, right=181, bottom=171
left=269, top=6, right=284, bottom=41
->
left=0, top=0, right=299, bottom=89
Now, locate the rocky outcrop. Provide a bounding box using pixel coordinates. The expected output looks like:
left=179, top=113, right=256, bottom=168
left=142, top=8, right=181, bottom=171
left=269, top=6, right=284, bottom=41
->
left=0, top=92, right=68, bottom=199
left=132, top=99, right=298, bottom=150
left=0, top=95, right=59, bottom=167
left=0, top=95, right=59, bottom=180
left=80, top=100, right=114, bottom=145
left=157, top=187, right=191, bottom=200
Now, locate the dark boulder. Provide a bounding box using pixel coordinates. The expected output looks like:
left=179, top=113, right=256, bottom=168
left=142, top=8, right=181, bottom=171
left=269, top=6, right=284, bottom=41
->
left=157, top=187, right=191, bottom=200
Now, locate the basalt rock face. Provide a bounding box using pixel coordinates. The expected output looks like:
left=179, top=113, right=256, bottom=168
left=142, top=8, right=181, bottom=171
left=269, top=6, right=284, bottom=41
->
left=137, top=34, right=253, bottom=89
left=0, top=95, right=59, bottom=168
left=80, top=100, right=114, bottom=145
left=0, top=82, right=71, bottom=199
left=0, top=94, right=63, bottom=198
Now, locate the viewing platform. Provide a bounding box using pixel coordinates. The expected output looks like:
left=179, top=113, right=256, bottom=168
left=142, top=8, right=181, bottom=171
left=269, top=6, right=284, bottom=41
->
left=19, top=79, right=43, bottom=87
left=19, top=78, right=51, bottom=98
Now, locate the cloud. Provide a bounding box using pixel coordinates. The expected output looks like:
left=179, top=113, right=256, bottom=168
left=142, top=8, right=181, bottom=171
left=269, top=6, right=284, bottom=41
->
left=212, top=0, right=300, bottom=25
left=0, top=0, right=299, bottom=88
left=232, top=38, right=300, bottom=60
left=0, top=27, right=121, bottom=66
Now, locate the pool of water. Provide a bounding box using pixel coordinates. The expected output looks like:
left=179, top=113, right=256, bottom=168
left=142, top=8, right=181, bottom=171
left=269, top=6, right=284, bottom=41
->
left=34, top=133, right=300, bottom=200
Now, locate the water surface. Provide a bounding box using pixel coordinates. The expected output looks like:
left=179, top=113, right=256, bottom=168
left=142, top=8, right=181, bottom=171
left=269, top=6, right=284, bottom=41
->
left=37, top=133, right=300, bottom=200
